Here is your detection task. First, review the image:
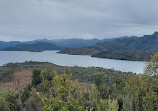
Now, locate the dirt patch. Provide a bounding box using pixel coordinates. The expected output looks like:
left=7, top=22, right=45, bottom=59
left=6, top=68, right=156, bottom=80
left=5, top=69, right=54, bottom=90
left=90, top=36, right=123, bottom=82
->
left=0, top=70, right=32, bottom=90
left=78, top=82, right=93, bottom=92
left=0, top=69, right=93, bottom=92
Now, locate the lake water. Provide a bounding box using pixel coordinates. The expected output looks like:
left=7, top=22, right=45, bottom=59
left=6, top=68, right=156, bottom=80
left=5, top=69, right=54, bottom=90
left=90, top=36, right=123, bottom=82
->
left=0, top=51, right=147, bottom=74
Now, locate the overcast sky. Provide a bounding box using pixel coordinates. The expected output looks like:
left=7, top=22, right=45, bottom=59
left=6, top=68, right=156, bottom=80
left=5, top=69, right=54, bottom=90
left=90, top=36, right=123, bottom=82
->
left=0, top=0, right=158, bottom=41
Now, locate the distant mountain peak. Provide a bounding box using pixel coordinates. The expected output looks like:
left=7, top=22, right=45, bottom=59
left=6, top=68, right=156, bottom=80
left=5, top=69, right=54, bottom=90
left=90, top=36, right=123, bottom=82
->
left=153, top=31, right=158, bottom=36
left=35, top=38, right=49, bottom=42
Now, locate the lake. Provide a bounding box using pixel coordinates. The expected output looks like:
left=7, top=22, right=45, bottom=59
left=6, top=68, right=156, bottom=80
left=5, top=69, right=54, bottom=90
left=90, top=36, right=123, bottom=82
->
left=0, top=51, right=147, bottom=74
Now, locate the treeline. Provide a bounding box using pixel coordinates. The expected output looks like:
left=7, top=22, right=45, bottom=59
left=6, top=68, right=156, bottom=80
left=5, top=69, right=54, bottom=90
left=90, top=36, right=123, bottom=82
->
left=0, top=53, right=158, bottom=111
left=92, top=50, right=154, bottom=61
left=0, top=68, right=15, bottom=82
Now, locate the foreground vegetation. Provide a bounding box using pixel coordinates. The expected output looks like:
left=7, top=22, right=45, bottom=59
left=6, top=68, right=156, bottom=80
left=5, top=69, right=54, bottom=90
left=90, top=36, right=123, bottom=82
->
left=0, top=53, right=158, bottom=111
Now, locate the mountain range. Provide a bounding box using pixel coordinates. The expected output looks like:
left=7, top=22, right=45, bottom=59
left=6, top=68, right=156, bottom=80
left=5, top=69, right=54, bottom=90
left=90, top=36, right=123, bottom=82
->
left=0, top=36, right=134, bottom=51
left=59, top=32, right=158, bottom=54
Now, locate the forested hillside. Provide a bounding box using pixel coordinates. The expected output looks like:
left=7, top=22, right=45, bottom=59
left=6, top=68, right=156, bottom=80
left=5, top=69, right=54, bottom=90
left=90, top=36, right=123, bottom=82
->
left=91, top=32, right=158, bottom=51
left=59, top=32, right=158, bottom=61
left=60, top=32, right=158, bottom=53
left=58, top=47, right=99, bottom=55
left=92, top=50, right=154, bottom=61
left=2, top=42, right=60, bottom=51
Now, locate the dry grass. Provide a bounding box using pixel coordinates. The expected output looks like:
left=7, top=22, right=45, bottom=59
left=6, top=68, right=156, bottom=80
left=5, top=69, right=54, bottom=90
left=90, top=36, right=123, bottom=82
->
left=0, top=70, right=32, bottom=90
left=78, top=82, right=93, bottom=92
left=0, top=69, right=93, bottom=92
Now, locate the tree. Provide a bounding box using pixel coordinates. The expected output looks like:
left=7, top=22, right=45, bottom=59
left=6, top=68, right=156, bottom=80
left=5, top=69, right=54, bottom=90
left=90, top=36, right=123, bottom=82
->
left=0, top=96, right=10, bottom=111
left=142, top=89, right=158, bottom=111
left=37, top=73, right=82, bottom=111
left=31, top=68, right=41, bottom=86
left=94, top=73, right=103, bottom=88
left=108, top=97, right=119, bottom=111
left=145, top=52, right=158, bottom=76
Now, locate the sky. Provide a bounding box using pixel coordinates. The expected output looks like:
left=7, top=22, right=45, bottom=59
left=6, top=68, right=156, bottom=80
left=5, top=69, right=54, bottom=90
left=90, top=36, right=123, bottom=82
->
left=0, top=0, right=158, bottom=41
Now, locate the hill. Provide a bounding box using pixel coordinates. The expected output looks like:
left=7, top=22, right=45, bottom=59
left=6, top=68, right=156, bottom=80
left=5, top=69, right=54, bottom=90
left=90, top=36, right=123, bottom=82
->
left=92, top=50, right=154, bottom=61
left=2, top=42, right=60, bottom=51
left=91, top=32, right=158, bottom=51
left=0, top=41, right=37, bottom=50
left=0, top=61, right=134, bottom=84
left=57, top=47, right=99, bottom=55
left=0, top=41, right=21, bottom=50
left=58, top=32, right=158, bottom=61
left=59, top=32, right=158, bottom=53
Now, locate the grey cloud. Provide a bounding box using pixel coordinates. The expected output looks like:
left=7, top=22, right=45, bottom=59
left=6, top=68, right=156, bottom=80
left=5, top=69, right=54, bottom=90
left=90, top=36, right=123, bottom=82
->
left=0, top=0, right=158, bottom=41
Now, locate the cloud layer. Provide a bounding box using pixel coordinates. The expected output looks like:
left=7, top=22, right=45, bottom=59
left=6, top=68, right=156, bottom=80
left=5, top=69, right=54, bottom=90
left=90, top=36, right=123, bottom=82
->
left=0, top=0, right=158, bottom=41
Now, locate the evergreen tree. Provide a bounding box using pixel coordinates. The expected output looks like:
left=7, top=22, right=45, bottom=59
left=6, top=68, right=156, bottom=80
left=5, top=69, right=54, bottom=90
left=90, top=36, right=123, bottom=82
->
left=31, top=68, right=41, bottom=86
